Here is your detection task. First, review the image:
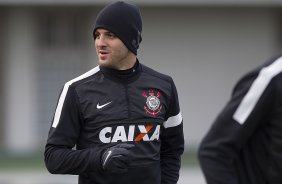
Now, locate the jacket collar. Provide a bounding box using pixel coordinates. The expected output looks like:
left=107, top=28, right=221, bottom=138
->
left=99, top=59, right=142, bottom=83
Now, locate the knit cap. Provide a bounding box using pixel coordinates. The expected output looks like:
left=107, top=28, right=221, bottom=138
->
left=93, top=1, right=142, bottom=55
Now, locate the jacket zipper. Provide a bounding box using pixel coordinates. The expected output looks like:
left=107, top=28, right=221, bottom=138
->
left=124, top=84, right=131, bottom=119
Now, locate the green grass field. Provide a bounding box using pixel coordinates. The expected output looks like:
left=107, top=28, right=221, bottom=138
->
left=0, top=151, right=44, bottom=171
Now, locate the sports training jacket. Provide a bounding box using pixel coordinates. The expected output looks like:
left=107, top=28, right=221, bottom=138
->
left=44, top=60, right=184, bottom=184
left=198, top=54, right=282, bottom=184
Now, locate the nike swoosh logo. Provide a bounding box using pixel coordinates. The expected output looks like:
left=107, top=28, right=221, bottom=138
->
left=103, top=150, right=112, bottom=168
left=96, top=101, right=112, bottom=109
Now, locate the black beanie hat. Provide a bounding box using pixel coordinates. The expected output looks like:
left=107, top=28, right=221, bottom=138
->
left=93, top=1, right=142, bottom=55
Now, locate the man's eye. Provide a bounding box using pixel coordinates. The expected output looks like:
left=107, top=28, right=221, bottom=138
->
left=107, top=33, right=116, bottom=38
left=94, top=33, right=100, bottom=39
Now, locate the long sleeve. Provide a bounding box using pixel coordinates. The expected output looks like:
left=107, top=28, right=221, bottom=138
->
left=44, top=84, right=103, bottom=174
left=160, top=79, right=184, bottom=184
left=198, top=62, right=277, bottom=184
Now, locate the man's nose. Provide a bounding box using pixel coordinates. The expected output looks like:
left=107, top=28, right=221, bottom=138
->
left=96, top=35, right=107, bottom=47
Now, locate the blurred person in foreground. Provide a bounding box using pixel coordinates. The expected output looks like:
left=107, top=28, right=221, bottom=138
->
left=44, top=1, right=184, bottom=184
left=198, top=54, right=282, bottom=184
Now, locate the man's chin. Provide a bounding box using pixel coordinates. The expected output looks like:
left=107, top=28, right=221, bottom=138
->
left=99, top=61, right=113, bottom=68
left=98, top=59, right=109, bottom=66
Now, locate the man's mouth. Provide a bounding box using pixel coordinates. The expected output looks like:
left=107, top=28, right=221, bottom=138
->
left=99, top=50, right=109, bottom=60
left=99, top=50, right=109, bottom=55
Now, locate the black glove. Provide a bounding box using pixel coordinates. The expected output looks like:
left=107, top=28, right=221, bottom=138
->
left=101, top=143, right=135, bottom=173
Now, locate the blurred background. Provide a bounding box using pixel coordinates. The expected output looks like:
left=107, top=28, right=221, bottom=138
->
left=1, top=0, right=282, bottom=183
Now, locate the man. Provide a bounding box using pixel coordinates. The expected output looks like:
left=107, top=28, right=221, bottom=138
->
left=44, top=1, right=184, bottom=184
left=198, top=54, right=282, bottom=184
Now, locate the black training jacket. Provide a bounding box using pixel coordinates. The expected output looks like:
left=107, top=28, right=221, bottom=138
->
left=44, top=60, right=184, bottom=184
left=198, top=54, right=282, bottom=184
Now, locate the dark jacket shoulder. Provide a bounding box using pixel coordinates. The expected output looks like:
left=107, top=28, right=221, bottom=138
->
left=141, top=64, right=173, bottom=83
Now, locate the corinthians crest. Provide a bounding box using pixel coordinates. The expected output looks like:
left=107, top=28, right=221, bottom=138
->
left=142, top=89, right=163, bottom=116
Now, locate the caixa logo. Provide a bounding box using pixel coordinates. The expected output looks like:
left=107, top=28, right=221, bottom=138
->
left=99, top=125, right=160, bottom=143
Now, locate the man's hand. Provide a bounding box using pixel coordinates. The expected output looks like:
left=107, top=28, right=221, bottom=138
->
left=101, top=143, right=135, bottom=173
